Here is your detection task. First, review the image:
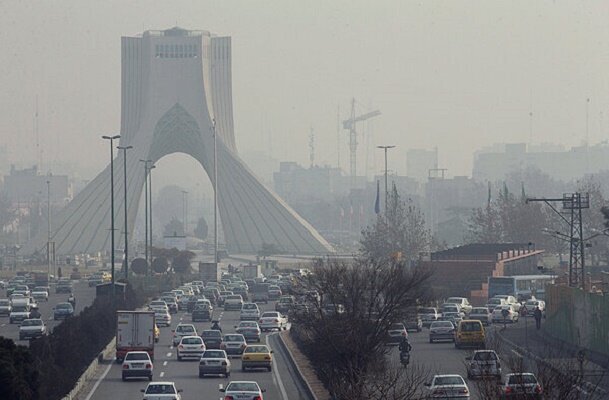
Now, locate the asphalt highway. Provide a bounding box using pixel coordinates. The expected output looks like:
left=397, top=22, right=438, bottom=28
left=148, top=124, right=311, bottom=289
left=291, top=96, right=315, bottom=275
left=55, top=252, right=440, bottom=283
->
left=86, top=300, right=308, bottom=400
left=0, top=280, right=97, bottom=344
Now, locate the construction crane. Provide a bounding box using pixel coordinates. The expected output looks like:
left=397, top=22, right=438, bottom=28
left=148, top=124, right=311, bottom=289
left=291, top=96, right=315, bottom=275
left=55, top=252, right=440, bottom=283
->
left=342, top=98, right=381, bottom=188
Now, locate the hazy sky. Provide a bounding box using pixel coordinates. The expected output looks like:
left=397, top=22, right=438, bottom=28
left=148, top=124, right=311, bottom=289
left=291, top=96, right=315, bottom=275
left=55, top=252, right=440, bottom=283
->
left=2, top=0, right=609, bottom=183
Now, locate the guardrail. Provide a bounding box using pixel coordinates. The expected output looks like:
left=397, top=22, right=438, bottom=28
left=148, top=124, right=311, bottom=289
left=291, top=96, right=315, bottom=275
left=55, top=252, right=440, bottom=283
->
left=61, top=338, right=116, bottom=400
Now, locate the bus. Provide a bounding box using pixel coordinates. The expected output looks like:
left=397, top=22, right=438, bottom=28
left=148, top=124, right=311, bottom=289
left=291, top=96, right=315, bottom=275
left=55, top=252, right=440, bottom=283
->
left=488, top=275, right=556, bottom=301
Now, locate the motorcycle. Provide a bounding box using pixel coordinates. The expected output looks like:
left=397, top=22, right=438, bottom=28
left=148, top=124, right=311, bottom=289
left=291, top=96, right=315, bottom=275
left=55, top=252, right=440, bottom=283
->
left=400, top=351, right=410, bottom=367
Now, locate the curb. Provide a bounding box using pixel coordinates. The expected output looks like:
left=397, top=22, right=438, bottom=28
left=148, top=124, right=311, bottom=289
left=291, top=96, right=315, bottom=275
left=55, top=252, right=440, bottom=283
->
left=61, top=337, right=116, bottom=400
left=274, top=332, right=319, bottom=400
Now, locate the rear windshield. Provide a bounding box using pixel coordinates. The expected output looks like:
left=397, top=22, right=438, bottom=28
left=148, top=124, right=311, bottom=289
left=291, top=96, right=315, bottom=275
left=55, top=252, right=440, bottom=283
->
left=244, top=345, right=269, bottom=353
left=202, top=350, right=225, bottom=358
left=242, top=304, right=257, bottom=310
left=0, top=300, right=9, bottom=305
left=224, top=335, right=244, bottom=342
left=471, top=308, right=488, bottom=314
left=390, top=324, right=405, bottom=330
left=508, top=374, right=538, bottom=385
left=227, top=295, right=242, bottom=300
left=126, top=352, right=150, bottom=361
left=201, top=330, right=221, bottom=338
left=431, top=321, right=453, bottom=328
left=181, top=337, right=202, bottom=345
left=419, top=308, right=436, bottom=314
left=22, top=319, right=42, bottom=326
left=176, top=325, right=195, bottom=333
left=434, top=376, right=464, bottom=386
left=460, top=322, right=482, bottom=332
left=473, top=351, right=498, bottom=361
left=146, top=384, right=176, bottom=395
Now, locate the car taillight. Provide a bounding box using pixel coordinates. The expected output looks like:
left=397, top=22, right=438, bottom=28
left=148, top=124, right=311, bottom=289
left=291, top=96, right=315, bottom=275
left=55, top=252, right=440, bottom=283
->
left=497, top=361, right=501, bottom=369
left=145, top=363, right=152, bottom=369
left=402, top=332, right=407, bottom=336
left=534, top=384, right=542, bottom=393
left=459, top=388, right=468, bottom=394
left=241, top=344, right=246, bottom=348
left=259, top=320, right=263, bottom=323
left=178, top=345, right=184, bottom=349
left=253, top=396, right=262, bottom=400
left=264, top=356, right=271, bottom=360
left=505, top=387, right=513, bottom=394
left=433, top=389, right=446, bottom=395
left=220, top=343, right=226, bottom=349
left=243, top=356, right=250, bottom=360
left=224, top=396, right=234, bottom=400
left=200, top=345, right=205, bottom=349
left=122, top=364, right=129, bottom=369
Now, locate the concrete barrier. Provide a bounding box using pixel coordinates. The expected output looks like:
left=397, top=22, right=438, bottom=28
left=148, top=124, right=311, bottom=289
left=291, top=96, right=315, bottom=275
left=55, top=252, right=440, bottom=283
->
left=60, top=338, right=115, bottom=400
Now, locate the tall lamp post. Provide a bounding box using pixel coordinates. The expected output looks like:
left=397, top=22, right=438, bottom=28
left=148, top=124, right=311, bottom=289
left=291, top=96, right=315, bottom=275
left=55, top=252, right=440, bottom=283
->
left=149, top=164, right=156, bottom=264
left=377, top=145, right=395, bottom=215
left=212, top=119, right=218, bottom=264
left=139, top=159, right=153, bottom=269
left=46, top=178, right=51, bottom=282
left=118, top=145, right=133, bottom=279
left=102, top=134, right=120, bottom=300
left=181, top=190, right=188, bottom=236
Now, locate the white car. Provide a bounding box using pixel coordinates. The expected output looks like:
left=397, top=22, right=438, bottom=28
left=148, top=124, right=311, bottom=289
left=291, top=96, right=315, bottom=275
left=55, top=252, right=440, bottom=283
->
left=140, top=382, right=182, bottom=400
left=425, top=374, right=470, bottom=398
left=485, top=297, right=507, bottom=312
left=240, top=303, right=260, bottom=321
left=148, top=300, right=168, bottom=312
left=469, top=307, right=492, bottom=326
left=224, top=295, right=244, bottom=311
left=419, top=307, right=440, bottom=327
left=220, top=381, right=265, bottom=400
left=258, top=311, right=288, bottom=332
left=199, top=349, right=231, bottom=378
left=172, top=323, right=197, bottom=346
left=493, top=295, right=521, bottom=312
left=0, top=299, right=12, bottom=316
left=445, top=297, right=472, bottom=314
left=122, top=351, right=153, bottom=381
left=19, top=318, right=46, bottom=340
left=31, top=287, right=49, bottom=302
left=524, top=299, right=545, bottom=316
left=492, top=305, right=519, bottom=323
left=154, top=310, right=171, bottom=327
left=177, top=335, right=206, bottom=361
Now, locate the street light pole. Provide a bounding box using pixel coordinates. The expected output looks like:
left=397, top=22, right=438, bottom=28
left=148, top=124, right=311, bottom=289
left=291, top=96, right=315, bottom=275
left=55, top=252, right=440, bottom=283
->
left=139, top=159, right=152, bottom=271
left=46, top=178, right=51, bottom=283
left=212, top=119, right=218, bottom=264
left=149, top=164, right=155, bottom=263
left=377, top=145, right=395, bottom=215
left=102, top=134, right=120, bottom=302
left=118, top=145, right=133, bottom=279
left=182, top=190, right=188, bottom=236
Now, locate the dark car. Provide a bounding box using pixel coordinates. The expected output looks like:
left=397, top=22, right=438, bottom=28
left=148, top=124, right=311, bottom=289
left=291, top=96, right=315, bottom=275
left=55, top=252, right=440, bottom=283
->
left=53, top=302, right=75, bottom=320
left=55, top=281, right=73, bottom=294
left=201, top=329, right=224, bottom=349
left=202, top=289, right=220, bottom=305
left=275, top=296, right=295, bottom=313
left=232, top=286, right=248, bottom=300
left=186, top=296, right=202, bottom=313
left=192, top=305, right=212, bottom=322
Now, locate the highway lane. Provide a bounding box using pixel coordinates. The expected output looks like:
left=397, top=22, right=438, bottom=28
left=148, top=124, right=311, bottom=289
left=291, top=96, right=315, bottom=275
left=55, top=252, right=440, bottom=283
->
left=88, top=300, right=306, bottom=400
left=0, top=280, right=97, bottom=344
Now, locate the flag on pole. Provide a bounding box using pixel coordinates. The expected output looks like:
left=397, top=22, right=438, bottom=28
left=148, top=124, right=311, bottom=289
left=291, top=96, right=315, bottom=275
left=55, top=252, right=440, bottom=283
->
left=374, top=180, right=380, bottom=214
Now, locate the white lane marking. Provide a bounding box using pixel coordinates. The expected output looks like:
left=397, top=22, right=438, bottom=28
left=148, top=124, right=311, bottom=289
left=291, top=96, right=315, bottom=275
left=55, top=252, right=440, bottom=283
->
left=159, top=371, right=165, bottom=378
left=163, top=361, right=168, bottom=366
left=83, top=358, right=114, bottom=400
left=166, top=352, right=172, bottom=357
left=267, top=333, right=289, bottom=400
left=1, top=323, right=5, bottom=327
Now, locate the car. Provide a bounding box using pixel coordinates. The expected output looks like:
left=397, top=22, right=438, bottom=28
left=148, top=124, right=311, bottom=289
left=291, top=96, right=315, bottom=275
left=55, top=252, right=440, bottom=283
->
left=122, top=351, right=153, bottom=381
left=55, top=281, right=73, bottom=294
left=419, top=307, right=440, bottom=327
left=185, top=295, right=201, bottom=313
left=0, top=299, right=12, bottom=316
left=140, top=381, right=182, bottom=399
left=224, top=294, right=244, bottom=311
left=492, top=305, right=519, bottom=324
left=429, top=320, right=455, bottom=343
left=425, top=374, right=470, bottom=398
left=13, top=285, right=30, bottom=297
left=220, top=381, right=265, bottom=400
left=159, top=297, right=178, bottom=313
left=222, top=333, right=247, bottom=356
left=176, top=335, right=206, bottom=361
left=445, top=297, right=472, bottom=314
left=455, top=320, right=485, bottom=349
left=499, top=373, right=542, bottom=399
left=191, top=304, right=212, bottom=322
left=148, top=300, right=168, bottom=312
left=235, top=321, right=262, bottom=343
left=9, top=304, right=31, bottom=324
left=19, top=318, right=46, bottom=340
left=405, top=316, right=423, bottom=332
left=195, top=298, right=213, bottom=312
left=275, top=295, right=295, bottom=313
left=202, top=288, right=220, bottom=305
left=53, top=302, right=74, bottom=320
left=466, top=350, right=502, bottom=380
left=441, top=303, right=465, bottom=317
left=172, top=324, right=197, bottom=346
left=232, top=286, right=248, bottom=299
left=218, top=290, right=233, bottom=306
left=321, top=303, right=345, bottom=316
left=441, top=312, right=463, bottom=326
left=199, top=349, right=231, bottom=378
left=201, top=329, right=224, bottom=349
left=258, top=311, right=288, bottom=332
left=469, top=307, right=492, bottom=325
left=485, top=297, right=507, bottom=312
left=386, top=323, right=409, bottom=344
left=268, top=285, right=282, bottom=300
left=240, top=303, right=261, bottom=321
left=241, top=344, right=273, bottom=372
left=155, top=309, right=172, bottom=327
left=88, top=274, right=103, bottom=287
left=523, top=299, right=545, bottom=316
left=31, top=287, right=49, bottom=302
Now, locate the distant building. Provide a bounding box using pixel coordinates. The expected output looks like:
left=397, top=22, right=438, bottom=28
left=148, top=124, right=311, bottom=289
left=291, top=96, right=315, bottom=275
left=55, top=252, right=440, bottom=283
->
left=473, top=142, right=609, bottom=182
left=420, top=243, right=543, bottom=305
left=2, top=165, right=70, bottom=206
left=273, top=162, right=348, bottom=203
left=406, top=148, right=438, bottom=183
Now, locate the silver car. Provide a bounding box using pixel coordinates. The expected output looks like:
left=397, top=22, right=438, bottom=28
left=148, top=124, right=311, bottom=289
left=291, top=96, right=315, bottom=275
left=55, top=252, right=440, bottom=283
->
left=429, top=321, right=455, bottom=343
left=199, top=349, right=231, bottom=378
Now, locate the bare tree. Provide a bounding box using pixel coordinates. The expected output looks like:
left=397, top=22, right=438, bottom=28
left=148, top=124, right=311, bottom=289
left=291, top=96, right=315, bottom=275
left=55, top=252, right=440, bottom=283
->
left=291, top=257, right=433, bottom=399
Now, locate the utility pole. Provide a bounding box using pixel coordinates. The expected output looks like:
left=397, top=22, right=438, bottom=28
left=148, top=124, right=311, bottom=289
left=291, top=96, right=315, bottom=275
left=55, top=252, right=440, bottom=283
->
left=46, top=178, right=51, bottom=283
left=377, top=145, right=395, bottom=214
left=212, top=119, right=219, bottom=264
left=118, top=145, right=132, bottom=279
left=102, top=134, right=120, bottom=303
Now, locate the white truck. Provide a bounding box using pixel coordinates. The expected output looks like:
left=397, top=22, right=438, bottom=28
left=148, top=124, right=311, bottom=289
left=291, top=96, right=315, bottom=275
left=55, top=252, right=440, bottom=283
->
left=116, top=311, right=155, bottom=362
left=199, top=262, right=221, bottom=284
left=242, top=264, right=262, bottom=280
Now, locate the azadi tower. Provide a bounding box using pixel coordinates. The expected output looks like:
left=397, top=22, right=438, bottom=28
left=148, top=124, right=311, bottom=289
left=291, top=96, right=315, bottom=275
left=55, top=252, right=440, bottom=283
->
left=23, top=27, right=333, bottom=256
